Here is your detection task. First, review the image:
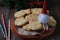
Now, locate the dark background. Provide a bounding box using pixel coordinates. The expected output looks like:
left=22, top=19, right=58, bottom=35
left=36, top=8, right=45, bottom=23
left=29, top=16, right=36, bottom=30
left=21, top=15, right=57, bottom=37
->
left=0, top=0, right=60, bottom=40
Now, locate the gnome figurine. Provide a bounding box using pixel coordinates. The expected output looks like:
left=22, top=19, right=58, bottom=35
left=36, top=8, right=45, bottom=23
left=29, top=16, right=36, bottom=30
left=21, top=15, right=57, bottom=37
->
left=38, top=0, right=49, bottom=31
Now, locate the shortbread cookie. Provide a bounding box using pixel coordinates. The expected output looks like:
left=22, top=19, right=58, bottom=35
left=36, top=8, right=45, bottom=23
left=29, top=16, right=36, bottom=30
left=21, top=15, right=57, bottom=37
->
left=15, top=17, right=27, bottom=26
left=31, top=8, right=49, bottom=15
left=31, top=8, right=41, bottom=15
left=23, top=21, right=42, bottom=31
left=29, top=21, right=43, bottom=30
left=14, top=10, right=26, bottom=18
left=48, top=16, right=57, bottom=27
left=23, top=9, right=30, bottom=14
left=14, top=9, right=30, bottom=18
left=23, top=24, right=31, bottom=31
left=25, top=14, right=38, bottom=21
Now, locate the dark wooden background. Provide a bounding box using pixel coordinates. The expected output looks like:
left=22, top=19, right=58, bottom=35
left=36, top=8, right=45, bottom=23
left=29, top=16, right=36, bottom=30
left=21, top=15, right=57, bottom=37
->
left=0, top=0, right=60, bottom=40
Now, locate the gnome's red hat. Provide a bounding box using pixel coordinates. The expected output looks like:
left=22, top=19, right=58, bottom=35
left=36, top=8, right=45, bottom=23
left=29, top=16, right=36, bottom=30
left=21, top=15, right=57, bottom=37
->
left=42, top=0, right=48, bottom=15
left=38, top=0, right=49, bottom=24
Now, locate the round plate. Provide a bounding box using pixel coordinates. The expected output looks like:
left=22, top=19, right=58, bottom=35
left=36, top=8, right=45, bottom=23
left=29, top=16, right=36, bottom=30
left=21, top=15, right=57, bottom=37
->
left=10, top=19, right=55, bottom=40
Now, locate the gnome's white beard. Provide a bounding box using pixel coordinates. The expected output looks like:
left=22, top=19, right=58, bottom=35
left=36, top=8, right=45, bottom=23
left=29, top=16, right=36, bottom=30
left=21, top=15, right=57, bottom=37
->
left=38, top=14, right=49, bottom=24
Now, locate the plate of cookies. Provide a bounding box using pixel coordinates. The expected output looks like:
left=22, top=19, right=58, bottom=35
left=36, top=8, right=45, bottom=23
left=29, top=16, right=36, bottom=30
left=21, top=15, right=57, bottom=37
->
left=10, top=8, right=56, bottom=39
left=10, top=0, right=57, bottom=40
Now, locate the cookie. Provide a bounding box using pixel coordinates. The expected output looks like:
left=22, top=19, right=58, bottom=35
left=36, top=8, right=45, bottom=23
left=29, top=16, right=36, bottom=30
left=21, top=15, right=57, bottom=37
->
left=48, top=16, right=57, bottom=27
left=14, top=9, right=30, bottom=18
left=14, top=10, right=26, bottom=18
left=31, top=8, right=49, bottom=15
left=31, top=8, right=40, bottom=15
left=25, top=14, right=38, bottom=21
left=15, top=17, right=27, bottom=26
left=23, top=21, right=42, bottom=31
left=23, top=24, right=31, bottom=30
left=23, top=9, right=30, bottom=14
